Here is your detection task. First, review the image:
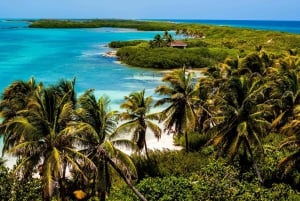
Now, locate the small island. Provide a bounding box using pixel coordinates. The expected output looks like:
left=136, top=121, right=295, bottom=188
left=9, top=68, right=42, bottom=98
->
left=29, top=19, right=300, bottom=69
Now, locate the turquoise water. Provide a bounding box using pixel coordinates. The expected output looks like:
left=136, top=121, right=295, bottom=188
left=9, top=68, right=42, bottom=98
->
left=1, top=19, right=300, bottom=158
left=0, top=20, right=167, bottom=155
left=0, top=20, right=166, bottom=109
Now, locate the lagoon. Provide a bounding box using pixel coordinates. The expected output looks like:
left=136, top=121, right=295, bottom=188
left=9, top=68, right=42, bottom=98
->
left=0, top=20, right=169, bottom=161
left=0, top=21, right=167, bottom=108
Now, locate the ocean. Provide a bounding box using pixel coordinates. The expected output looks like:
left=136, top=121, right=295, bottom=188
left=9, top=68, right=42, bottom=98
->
left=0, top=19, right=299, bottom=164
left=159, top=19, right=300, bottom=34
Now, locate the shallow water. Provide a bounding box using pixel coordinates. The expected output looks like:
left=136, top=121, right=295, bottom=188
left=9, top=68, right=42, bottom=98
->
left=0, top=21, right=169, bottom=160
left=0, top=21, right=167, bottom=106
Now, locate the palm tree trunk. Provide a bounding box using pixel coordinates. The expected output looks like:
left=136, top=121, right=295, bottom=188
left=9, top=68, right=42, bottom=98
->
left=185, top=131, right=189, bottom=153
left=252, top=159, right=263, bottom=184
left=100, top=192, right=106, bottom=201
left=144, top=140, right=149, bottom=159
left=43, top=196, right=51, bottom=201
left=58, top=178, right=66, bottom=201
left=91, top=172, right=96, bottom=197
left=244, top=140, right=263, bottom=184
left=105, top=156, right=148, bottom=201
left=97, top=160, right=107, bottom=201
left=60, top=161, right=67, bottom=201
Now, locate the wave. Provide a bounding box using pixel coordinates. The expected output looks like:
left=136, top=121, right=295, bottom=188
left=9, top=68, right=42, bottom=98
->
left=79, top=51, right=103, bottom=58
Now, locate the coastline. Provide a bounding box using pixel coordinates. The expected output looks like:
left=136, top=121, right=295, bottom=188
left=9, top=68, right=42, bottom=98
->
left=101, top=50, right=117, bottom=58
left=2, top=125, right=182, bottom=169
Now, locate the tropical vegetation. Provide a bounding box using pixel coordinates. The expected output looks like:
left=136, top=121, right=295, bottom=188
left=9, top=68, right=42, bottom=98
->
left=2, top=19, right=300, bottom=200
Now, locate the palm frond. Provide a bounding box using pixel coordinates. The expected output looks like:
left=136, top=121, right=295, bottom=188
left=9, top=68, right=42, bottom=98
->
left=281, top=120, right=300, bottom=136
left=146, top=120, right=162, bottom=139
left=12, top=156, right=34, bottom=176
left=115, top=120, right=139, bottom=135
left=279, top=135, right=299, bottom=148
left=44, top=162, right=55, bottom=199
left=278, top=151, right=300, bottom=175
left=65, top=147, right=96, bottom=170
left=111, top=139, right=138, bottom=152
left=52, top=147, right=62, bottom=176
left=114, top=148, right=137, bottom=178
left=64, top=154, right=89, bottom=182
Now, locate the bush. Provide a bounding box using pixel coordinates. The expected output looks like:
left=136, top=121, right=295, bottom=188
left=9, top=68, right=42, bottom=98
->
left=109, top=40, right=146, bottom=48
left=117, top=46, right=218, bottom=69
left=0, top=162, right=12, bottom=200
left=137, top=177, right=193, bottom=201
left=174, top=132, right=210, bottom=151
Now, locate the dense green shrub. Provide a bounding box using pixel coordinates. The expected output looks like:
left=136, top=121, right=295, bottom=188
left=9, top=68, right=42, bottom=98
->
left=116, top=46, right=224, bottom=69
left=29, top=19, right=177, bottom=31
left=132, top=150, right=212, bottom=179
left=108, top=159, right=300, bottom=201
left=0, top=161, right=12, bottom=200
left=109, top=40, right=146, bottom=48
left=185, top=39, right=209, bottom=48
left=174, top=132, right=210, bottom=151
left=137, top=177, right=193, bottom=201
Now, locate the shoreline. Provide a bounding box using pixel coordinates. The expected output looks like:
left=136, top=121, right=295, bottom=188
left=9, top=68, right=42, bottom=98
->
left=1, top=123, right=182, bottom=169
left=101, top=50, right=117, bottom=58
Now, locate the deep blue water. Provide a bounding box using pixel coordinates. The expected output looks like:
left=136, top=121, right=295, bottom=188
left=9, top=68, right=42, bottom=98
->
left=0, top=19, right=299, bottom=160
left=155, top=19, right=300, bottom=34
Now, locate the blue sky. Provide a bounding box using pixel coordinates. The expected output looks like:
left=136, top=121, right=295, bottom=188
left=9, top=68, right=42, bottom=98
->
left=0, top=0, right=299, bottom=20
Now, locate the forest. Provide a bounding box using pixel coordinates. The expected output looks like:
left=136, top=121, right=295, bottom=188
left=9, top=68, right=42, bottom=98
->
left=2, top=50, right=300, bottom=200
left=1, top=19, right=300, bottom=200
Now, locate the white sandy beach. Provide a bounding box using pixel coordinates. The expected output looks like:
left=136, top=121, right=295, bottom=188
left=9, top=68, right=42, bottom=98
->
left=1, top=122, right=181, bottom=169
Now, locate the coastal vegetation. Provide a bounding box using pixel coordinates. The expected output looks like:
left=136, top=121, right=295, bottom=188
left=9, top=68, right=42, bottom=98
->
left=109, top=22, right=300, bottom=69
left=30, top=19, right=300, bottom=69
left=2, top=49, right=300, bottom=200
left=2, top=19, right=300, bottom=200
left=29, top=19, right=177, bottom=30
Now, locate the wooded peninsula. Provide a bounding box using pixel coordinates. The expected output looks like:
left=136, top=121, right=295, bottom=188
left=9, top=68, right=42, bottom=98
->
left=30, top=19, right=300, bottom=69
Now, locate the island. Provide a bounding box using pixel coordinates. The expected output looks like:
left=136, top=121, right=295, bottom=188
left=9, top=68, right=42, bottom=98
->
left=30, top=19, right=300, bottom=69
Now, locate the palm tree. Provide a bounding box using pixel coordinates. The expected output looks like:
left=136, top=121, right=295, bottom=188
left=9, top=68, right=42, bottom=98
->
left=117, top=89, right=161, bottom=158
left=155, top=67, right=198, bottom=152
left=197, top=59, right=238, bottom=133
left=267, top=69, right=300, bottom=131
left=0, top=77, right=42, bottom=151
left=273, top=55, right=300, bottom=176
left=207, top=74, right=270, bottom=183
left=0, top=77, right=41, bottom=123
left=230, top=51, right=274, bottom=76
left=77, top=90, right=147, bottom=201
left=194, top=77, right=215, bottom=133
left=153, top=34, right=163, bottom=48
left=53, top=78, right=77, bottom=106
left=278, top=118, right=300, bottom=176
left=1, top=80, right=95, bottom=201
left=278, top=49, right=300, bottom=71
left=277, top=98, right=300, bottom=177
left=163, top=31, right=173, bottom=44
left=0, top=77, right=42, bottom=179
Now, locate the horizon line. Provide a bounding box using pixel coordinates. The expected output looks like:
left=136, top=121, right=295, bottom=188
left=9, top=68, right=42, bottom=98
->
left=1, top=18, right=300, bottom=22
